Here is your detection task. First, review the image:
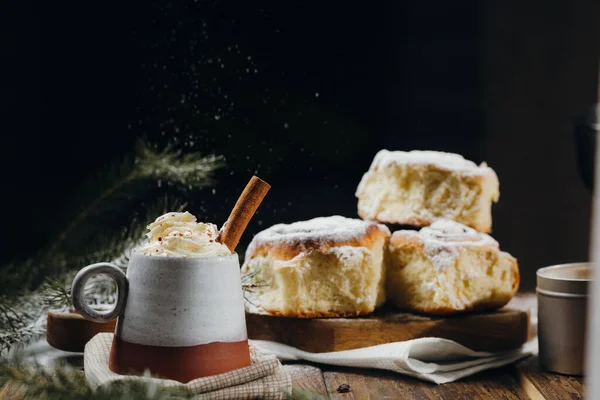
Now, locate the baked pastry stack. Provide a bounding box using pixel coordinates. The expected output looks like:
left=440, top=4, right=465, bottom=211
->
left=244, top=149, right=518, bottom=317
left=241, top=216, right=390, bottom=318
left=356, top=149, right=518, bottom=314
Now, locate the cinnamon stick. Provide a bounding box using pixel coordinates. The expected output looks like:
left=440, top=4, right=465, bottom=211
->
left=218, top=175, right=271, bottom=252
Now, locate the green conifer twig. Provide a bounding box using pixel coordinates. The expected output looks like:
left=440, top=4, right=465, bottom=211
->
left=0, top=140, right=224, bottom=297
left=44, top=139, right=224, bottom=266
left=0, top=360, right=328, bottom=400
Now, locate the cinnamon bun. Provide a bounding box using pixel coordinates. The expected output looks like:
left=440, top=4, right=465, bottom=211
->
left=241, top=216, right=390, bottom=318
left=387, top=220, right=519, bottom=314
left=355, top=150, right=500, bottom=233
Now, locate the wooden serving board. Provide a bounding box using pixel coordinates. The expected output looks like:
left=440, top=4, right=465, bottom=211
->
left=47, top=311, right=117, bottom=352
left=246, top=308, right=530, bottom=353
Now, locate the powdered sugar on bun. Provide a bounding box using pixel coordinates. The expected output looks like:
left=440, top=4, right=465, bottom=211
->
left=420, top=220, right=498, bottom=245
left=369, top=149, right=496, bottom=176
left=245, top=216, right=390, bottom=261
left=393, top=220, right=498, bottom=271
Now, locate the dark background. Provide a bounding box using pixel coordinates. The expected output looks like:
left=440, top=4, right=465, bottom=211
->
left=2, top=1, right=598, bottom=290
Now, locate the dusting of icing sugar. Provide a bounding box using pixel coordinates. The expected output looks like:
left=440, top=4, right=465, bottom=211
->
left=327, top=245, right=372, bottom=262
left=245, top=216, right=389, bottom=260
left=370, top=149, right=495, bottom=176
left=397, top=220, right=497, bottom=271
left=421, top=220, right=497, bottom=245
left=425, top=246, right=459, bottom=272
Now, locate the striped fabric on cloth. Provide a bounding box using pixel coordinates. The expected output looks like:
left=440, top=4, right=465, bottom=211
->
left=84, top=333, right=291, bottom=400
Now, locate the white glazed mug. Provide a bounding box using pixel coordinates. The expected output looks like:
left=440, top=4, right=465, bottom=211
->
left=71, top=252, right=250, bottom=382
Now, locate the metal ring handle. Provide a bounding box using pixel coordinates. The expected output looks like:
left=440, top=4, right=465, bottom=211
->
left=71, top=263, right=128, bottom=323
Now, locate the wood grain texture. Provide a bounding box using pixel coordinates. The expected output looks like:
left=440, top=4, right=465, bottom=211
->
left=46, top=311, right=116, bottom=352
left=247, top=308, right=530, bottom=353
left=513, top=356, right=584, bottom=400
left=322, top=366, right=528, bottom=400
left=285, top=363, right=328, bottom=399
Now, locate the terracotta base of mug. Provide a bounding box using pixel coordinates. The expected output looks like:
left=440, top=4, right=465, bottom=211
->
left=108, top=335, right=251, bottom=383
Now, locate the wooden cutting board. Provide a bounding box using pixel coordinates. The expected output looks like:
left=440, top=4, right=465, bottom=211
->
left=47, top=311, right=117, bottom=352
left=246, top=307, right=530, bottom=353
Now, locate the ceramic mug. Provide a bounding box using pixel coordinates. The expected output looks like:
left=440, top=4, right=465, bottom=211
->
left=71, top=252, right=251, bottom=383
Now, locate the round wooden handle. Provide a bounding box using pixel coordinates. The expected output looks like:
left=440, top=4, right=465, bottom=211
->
left=218, top=176, right=271, bottom=253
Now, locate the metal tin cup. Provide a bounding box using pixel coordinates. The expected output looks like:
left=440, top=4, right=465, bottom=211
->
left=537, top=262, right=592, bottom=375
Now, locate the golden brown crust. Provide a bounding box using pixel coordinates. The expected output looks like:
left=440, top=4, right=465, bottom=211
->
left=505, top=252, right=520, bottom=293
left=248, top=223, right=390, bottom=261
left=389, top=232, right=425, bottom=250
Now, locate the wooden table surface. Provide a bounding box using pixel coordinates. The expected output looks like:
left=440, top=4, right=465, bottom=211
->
left=283, top=293, right=585, bottom=399
left=284, top=355, right=584, bottom=399
left=0, top=293, right=585, bottom=399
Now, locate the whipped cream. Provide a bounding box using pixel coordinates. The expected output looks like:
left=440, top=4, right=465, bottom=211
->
left=137, top=211, right=231, bottom=257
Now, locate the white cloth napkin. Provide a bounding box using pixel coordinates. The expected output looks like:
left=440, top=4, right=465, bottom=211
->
left=251, top=337, right=537, bottom=384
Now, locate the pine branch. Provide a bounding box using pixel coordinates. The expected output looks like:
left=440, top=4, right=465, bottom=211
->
left=134, top=140, right=225, bottom=187
left=0, top=138, right=227, bottom=364
left=0, top=293, right=47, bottom=355
left=0, top=361, right=327, bottom=400
left=37, top=272, right=118, bottom=312
left=0, top=360, right=194, bottom=399
left=45, top=139, right=224, bottom=263
left=39, top=277, right=73, bottom=311
left=241, top=269, right=269, bottom=291
left=241, top=268, right=270, bottom=311
left=0, top=140, right=223, bottom=297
